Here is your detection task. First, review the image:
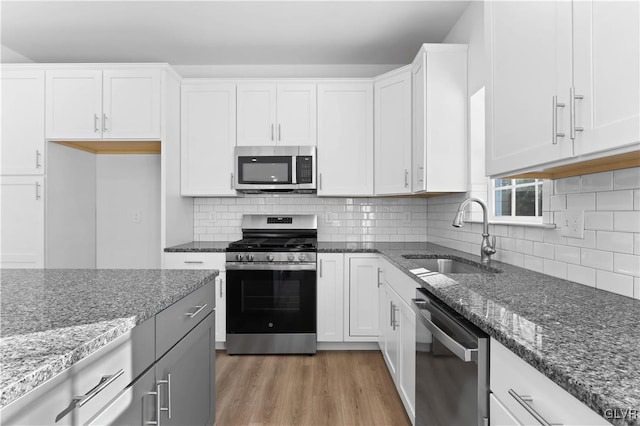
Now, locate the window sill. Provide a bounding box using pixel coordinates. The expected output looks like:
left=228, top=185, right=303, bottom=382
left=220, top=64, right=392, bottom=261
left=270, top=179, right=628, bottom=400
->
left=463, top=219, right=556, bottom=229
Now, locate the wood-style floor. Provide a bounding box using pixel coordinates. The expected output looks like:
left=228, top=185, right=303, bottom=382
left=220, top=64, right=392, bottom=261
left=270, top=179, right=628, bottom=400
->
left=215, top=350, right=411, bottom=426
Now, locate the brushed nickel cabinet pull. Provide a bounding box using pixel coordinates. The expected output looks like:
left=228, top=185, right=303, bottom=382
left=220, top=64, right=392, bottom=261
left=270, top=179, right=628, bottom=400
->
left=187, top=304, right=208, bottom=318
left=35, top=182, right=41, bottom=200
left=271, top=124, right=274, bottom=141
left=35, top=150, right=42, bottom=169
left=230, top=173, right=234, bottom=189
left=73, top=369, right=124, bottom=408
left=570, top=86, right=584, bottom=140
left=319, top=259, right=323, bottom=277
left=509, top=389, right=560, bottom=426
left=404, top=170, right=409, bottom=187
left=103, top=113, right=108, bottom=132
left=278, top=124, right=281, bottom=141
left=552, top=96, right=566, bottom=145
left=94, top=114, right=100, bottom=133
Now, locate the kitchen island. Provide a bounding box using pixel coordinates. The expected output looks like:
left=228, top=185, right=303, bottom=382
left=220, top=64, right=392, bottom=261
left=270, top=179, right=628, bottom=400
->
left=0, top=268, right=218, bottom=425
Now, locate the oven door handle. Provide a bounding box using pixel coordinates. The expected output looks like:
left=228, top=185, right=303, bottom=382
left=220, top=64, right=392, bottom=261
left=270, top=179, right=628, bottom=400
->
left=411, top=299, right=478, bottom=362
left=226, top=263, right=316, bottom=271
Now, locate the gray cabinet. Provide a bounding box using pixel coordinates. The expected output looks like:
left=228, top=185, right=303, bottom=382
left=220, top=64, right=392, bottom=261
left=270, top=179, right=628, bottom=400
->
left=157, top=312, right=215, bottom=426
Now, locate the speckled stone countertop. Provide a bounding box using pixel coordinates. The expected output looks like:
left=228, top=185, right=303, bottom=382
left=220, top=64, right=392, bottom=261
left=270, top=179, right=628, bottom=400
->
left=164, top=241, right=230, bottom=252
left=0, top=269, right=218, bottom=409
left=319, top=241, right=640, bottom=426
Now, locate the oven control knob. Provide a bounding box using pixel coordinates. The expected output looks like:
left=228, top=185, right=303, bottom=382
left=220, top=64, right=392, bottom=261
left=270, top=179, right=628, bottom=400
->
left=266, top=254, right=274, bottom=262
left=287, top=254, right=295, bottom=262
left=298, top=254, right=306, bottom=261
left=235, top=254, right=244, bottom=261
left=246, top=254, right=254, bottom=262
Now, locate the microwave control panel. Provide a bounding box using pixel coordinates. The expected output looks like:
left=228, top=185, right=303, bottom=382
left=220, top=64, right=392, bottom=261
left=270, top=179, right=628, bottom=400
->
left=296, top=156, right=314, bottom=184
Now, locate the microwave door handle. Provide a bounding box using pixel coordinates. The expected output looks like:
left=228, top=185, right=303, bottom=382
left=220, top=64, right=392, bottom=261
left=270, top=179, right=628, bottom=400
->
left=292, top=156, right=297, bottom=184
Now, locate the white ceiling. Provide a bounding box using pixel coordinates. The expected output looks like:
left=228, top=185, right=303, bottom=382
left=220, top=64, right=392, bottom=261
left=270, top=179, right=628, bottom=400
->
left=1, top=1, right=470, bottom=65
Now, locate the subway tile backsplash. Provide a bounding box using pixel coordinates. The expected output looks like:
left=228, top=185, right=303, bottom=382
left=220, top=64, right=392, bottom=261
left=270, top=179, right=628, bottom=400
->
left=193, top=194, right=428, bottom=243
left=192, top=167, right=639, bottom=300
left=426, top=167, right=640, bottom=300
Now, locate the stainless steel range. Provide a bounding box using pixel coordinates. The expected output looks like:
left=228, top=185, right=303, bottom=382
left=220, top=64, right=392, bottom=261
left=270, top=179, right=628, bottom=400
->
left=225, top=214, right=317, bottom=355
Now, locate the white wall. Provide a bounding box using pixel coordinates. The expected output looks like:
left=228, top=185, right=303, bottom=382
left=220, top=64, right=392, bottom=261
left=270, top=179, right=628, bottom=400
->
left=1, top=45, right=33, bottom=63
left=46, top=143, right=96, bottom=268
left=96, top=154, right=161, bottom=268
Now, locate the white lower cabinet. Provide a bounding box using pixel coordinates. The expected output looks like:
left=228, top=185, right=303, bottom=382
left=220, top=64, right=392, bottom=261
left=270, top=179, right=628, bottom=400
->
left=0, top=176, right=45, bottom=268
left=345, top=254, right=379, bottom=341
left=163, top=252, right=227, bottom=343
left=378, top=258, right=416, bottom=424
left=490, top=338, right=610, bottom=426
left=317, top=253, right=345, bottom=342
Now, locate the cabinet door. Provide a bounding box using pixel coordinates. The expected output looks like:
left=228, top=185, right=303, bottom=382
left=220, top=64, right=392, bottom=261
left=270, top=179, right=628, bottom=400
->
left=486, top=0, right=573, bottom=176
left=412, top=54, right=427, bottom=193
left=237, top=83, right=276, bottom=146
left=88, top=365, right=156, bottom=426
left=216, top=272, right=227, bottom=343
left=102, top=69, right=161, bottom=139
left=156, top=312, right=215, bottom=426
left=0, top=176, right=44, bottom=268
left=384, top=290, right=400, bottom=379
left=317, top=82, right=374, bottom=196
left=374, top=69, right=412, bottom=195
left=181, top=83, right=237, bottom=196
left=46, top=70, right=102, bottom=139
left=346, top=256, right=379, bottom=339
left=276, top=83, right=317, bottom=146
left=317, top=253, right=344, bottom=342
left=398, top=298, right=416, bottom=421
left=1, top=70, right=45, bottom=175
left=573, top=0, right=640, bottom=156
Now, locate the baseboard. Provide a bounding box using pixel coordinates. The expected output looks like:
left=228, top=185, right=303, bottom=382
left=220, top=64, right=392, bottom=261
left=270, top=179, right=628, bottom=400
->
left=318, top=342, right=380, bottom=351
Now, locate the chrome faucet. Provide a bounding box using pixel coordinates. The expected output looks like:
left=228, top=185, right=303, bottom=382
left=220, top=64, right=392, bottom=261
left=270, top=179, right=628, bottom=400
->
left=452, top=197, right=496, bottom=263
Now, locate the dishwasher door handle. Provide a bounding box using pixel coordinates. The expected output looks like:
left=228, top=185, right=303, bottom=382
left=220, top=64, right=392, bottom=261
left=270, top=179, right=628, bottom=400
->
left=412, top=299, right=478, bottom=362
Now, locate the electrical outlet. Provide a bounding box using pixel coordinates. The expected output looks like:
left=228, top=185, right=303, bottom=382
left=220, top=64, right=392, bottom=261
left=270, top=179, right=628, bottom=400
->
left=560, top=209, right=584, bottom=238
left=403, top=211, right=412, bottom=223
left=325, top=211, right=333, bottom=223
left=132, top=211, right=142, bottom=223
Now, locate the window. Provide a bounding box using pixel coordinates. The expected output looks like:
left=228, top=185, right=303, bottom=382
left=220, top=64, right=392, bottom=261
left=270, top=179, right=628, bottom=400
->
left=491, top=179, right=544, bottom=223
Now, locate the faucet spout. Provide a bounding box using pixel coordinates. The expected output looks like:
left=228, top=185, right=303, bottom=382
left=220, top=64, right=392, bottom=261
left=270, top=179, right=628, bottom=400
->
left=452, top=197, right=496, bottom=263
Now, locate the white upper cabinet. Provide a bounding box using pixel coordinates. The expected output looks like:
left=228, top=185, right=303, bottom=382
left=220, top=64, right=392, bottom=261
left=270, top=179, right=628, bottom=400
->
left=102, top=70, right=161, bottom=139
left=486, top=0, right=639, bottom=177
left=0, top=176, right=45, bottom=268
left=46, top=68, right=161, bottom=140
left=1, top=70, right=45, bottom=175
left=317, top=82, right=374, bottom=196
left=486, top=0, right=573, bottom=177
left=237, top=82, right=316, bottom=146
left=412, top=44, right=468, bottom=193
left=572, top=0, right=640, bottom=156
left=374, top=68, right=412, bottom=195
left=276, top=84, right=317, bottom=146
left=236, top=83, right=277, bottom=146
left=181, top=82, right=237, bottom=196
left=46, top=69, right=102, bottom=139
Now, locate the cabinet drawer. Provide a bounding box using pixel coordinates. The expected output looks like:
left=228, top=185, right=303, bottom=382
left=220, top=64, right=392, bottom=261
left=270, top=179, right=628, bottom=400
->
left=1, top=319, right=154, bottom=426
left=489, top=393, right=520, bottom=426
left=156, top=281, right=215, bottom=358
left=490, top=339, right=610, bottom=426
left=164, top=252, right=225, bottom=270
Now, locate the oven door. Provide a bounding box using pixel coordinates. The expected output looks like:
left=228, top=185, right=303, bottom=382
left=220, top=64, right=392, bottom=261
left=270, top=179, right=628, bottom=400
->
left=226, top=265, right=316, bottom=334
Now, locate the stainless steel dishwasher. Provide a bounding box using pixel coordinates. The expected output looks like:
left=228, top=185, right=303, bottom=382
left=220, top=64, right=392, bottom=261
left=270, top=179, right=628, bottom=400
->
left=412, top=288, right=489, bottom=426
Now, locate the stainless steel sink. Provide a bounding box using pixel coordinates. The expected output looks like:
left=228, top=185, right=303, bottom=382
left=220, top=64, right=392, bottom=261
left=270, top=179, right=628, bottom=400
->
left=402, top=255, right=501, bottom=274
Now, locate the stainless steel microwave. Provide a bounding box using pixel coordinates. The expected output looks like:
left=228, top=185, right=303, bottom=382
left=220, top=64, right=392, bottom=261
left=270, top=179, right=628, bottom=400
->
left=234, top=146, right=316, bottom=193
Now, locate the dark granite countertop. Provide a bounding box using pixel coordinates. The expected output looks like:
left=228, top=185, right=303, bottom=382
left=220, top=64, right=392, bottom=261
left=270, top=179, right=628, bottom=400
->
left=320, top=242, right=639, bottom=426
left=164, top=241, right=230, bottom=252
left=0, top=269, right=218, bottom=409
